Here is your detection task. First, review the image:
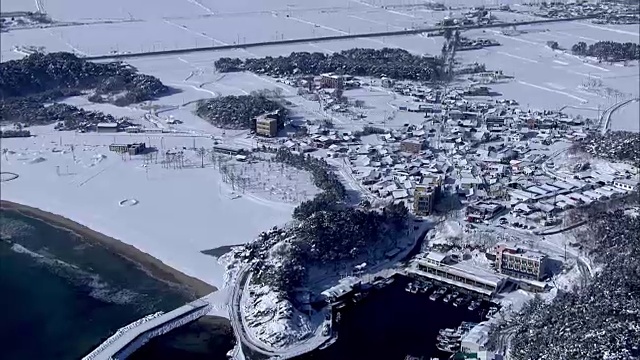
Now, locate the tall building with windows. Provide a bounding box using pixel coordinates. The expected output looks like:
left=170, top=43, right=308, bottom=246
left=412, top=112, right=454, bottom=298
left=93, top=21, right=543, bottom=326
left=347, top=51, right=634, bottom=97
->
left=255, top=115, right=278, bottom=137
left=495, top=245, right=550, bottom=281
left=413, top=176, right=442, bottom=216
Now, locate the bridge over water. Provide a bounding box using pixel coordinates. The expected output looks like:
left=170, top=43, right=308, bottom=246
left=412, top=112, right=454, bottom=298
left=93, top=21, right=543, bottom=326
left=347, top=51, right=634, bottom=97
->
left=82, top=299, right=212, bottom=360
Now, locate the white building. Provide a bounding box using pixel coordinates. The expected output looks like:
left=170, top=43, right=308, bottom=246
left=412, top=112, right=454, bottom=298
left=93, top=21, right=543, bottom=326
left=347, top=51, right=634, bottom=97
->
left=612, top=178, right=638, bottom=192
left=460, top=322, right=492, bottom=353
left=408, top=252, right=507, bottom=298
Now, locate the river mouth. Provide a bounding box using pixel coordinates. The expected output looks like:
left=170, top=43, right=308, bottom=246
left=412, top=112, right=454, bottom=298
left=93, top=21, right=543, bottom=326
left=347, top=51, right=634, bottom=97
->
left=302, top=275, right=494, bottom=360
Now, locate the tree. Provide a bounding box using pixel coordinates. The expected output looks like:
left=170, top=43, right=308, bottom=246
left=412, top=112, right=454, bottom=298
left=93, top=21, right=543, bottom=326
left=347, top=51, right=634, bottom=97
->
left=571, top=41, right=588, bottom=56
left=196, top=147, right=206, bottom=168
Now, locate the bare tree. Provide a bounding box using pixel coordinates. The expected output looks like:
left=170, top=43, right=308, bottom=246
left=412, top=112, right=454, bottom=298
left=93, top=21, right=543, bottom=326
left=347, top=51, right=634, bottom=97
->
left=196, top=147, right=206, bottom=168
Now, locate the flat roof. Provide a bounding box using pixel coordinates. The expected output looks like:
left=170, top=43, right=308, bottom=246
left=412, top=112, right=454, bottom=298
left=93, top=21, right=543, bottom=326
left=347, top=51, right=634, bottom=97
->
left=501, top=248, right=547, bottom=261
left=414, top=259, right=505, bottom=288
left=408, top=268, right=494, bottom=296
left=461, top=322, right=491, bottom=348
left=468, top=202, right=502, bottom=211
left=97, top=122, right=118, bottom=127
left=426, top=251, right=447, bottom=263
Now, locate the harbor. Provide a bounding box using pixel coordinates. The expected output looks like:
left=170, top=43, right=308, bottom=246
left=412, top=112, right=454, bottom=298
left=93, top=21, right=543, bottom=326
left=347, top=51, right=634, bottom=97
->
left=303, top=275, right=498, bottom=360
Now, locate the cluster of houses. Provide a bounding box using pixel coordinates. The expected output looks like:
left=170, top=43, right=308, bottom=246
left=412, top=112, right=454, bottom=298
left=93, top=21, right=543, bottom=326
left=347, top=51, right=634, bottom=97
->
left=266, top=75, right=638, bottom=231
left=530, top=1, right=639, bottom=23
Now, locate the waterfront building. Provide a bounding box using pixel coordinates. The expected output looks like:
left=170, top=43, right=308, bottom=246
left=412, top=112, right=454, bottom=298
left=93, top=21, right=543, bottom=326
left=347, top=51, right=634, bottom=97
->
left=408, top=252, right=507, bottom=298
left=495, top=245, right=550, bottom=281
left=459, top=322, right=493, bottom=354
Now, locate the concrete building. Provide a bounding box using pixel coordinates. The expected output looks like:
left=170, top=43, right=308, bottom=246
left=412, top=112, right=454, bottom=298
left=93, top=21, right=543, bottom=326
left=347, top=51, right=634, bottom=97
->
left=496, top=245, right=550, bottom=281
left=400, top=139, right=424, bottom=153
left=320, top=73, right=345, bottom=89
left=409, top=252, right=507, bottom=298
left=96, top=123, right=119, bottom=133
left=255, top=115, right=278, bottom=137
left=413, top=176, right=442, bottom=216
left=109, top=142, right=146, bottom=155
left=253, top=110, right=284, bottom=137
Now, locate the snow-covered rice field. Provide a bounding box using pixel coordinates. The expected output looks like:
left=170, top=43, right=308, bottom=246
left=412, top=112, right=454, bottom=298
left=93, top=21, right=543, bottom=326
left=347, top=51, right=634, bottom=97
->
left=0, top=126, right=318, bottom=288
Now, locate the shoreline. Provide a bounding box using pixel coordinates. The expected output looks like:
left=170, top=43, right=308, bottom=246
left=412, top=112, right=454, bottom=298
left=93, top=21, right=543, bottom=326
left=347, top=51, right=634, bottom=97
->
left=0, top=199, right=216, bottom=299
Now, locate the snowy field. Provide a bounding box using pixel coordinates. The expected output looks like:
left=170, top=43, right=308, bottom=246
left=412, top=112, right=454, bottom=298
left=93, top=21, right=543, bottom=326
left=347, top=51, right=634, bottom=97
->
left=459, top=22, right=639, bottom=130
left=0, top=0, right=632, bottom=60
left=0, top=126, right=318, bottom=288
left=4, top=0, right=637, bottom=127
left=610, top=99, right=640, bottom=132
left=1, top=0, right=638, bottom=291
left=2, top=0, right=638, bottom=133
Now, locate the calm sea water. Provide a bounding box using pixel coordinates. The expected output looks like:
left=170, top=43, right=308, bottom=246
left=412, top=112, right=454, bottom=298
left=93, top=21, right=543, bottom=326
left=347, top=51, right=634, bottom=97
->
left=0, top=209, right=209, bottom=360
left=304, top=276, right=487, bottom=360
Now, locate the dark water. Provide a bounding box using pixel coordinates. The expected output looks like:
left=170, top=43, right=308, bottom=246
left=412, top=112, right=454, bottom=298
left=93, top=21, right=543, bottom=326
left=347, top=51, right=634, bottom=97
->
left=303, top=276, right=488, bottom=360
left=0, top=209, right=232, bottom=360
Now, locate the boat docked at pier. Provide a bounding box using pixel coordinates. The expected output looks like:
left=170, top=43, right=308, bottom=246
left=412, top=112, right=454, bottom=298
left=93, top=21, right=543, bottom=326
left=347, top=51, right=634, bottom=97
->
left=429, top=286, right=447, bottom=301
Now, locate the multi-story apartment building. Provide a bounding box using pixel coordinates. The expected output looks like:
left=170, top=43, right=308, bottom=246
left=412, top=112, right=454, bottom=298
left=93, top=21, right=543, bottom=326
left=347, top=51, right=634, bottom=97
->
left=413, top=176, right=442, bottom=216
left=255, top=115, right=278, bottom=137
left=495, top=245, right=550, bottom=281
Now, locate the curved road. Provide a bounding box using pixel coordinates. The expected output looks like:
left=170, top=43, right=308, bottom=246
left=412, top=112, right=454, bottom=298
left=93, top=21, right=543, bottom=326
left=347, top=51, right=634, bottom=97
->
left=228, top=265, right=330, bottom=360
left=601, top=97, right=640, bottom=135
